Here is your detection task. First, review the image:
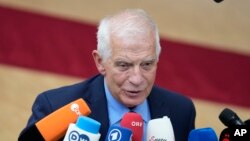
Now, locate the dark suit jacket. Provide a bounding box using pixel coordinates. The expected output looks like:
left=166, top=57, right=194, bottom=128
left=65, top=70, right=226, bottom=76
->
left=20, top=74, right=196, bottom=141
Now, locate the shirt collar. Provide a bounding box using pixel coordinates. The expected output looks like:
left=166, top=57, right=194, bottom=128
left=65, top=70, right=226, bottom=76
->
left=104, top=79, right=150, bottom=125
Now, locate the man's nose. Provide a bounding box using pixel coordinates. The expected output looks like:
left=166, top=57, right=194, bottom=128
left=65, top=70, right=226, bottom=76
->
left=128, top=66, right=144, bottom=86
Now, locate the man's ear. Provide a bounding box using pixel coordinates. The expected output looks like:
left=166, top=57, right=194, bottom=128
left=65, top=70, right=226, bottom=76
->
left=92, top=50, right=106, bottom=75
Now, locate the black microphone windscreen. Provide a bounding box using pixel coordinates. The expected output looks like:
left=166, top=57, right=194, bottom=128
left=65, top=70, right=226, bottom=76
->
left=219, top=108, right=244, bottom=127
left=214, top=0, right=224, bottom=3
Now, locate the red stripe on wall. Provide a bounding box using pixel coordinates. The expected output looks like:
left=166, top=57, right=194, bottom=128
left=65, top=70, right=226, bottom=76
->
left=1, top=6, right=250, bottom=107
left=0, top=6, right=98, bottom=77
left=157, top=40, right=250, bottom=107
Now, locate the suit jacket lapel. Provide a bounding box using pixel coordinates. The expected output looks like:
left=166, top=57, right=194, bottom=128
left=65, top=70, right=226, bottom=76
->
left=84, top=75, right=109, bottom=140
left=148, top=87, right=171, bottom=119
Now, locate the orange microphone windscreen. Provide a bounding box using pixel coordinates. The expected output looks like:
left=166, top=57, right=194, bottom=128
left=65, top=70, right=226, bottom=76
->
left=36, top=98, right=91, bottom=141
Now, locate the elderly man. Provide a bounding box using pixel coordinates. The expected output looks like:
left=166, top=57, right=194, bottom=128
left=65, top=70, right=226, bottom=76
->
left=19, top=9, right=196, bottom=141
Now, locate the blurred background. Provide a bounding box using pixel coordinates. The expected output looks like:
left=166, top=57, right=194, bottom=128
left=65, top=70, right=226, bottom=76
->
left=0, top=0, right=249, bottom=140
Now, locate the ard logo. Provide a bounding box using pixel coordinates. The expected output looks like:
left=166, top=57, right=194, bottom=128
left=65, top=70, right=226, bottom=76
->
left=108, top=129, right=122, bottom=141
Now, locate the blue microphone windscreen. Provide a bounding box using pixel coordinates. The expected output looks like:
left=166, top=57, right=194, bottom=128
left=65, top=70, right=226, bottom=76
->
left=76, top=116, right=101, bottom=134
left=105, top=125, right=132, bottom=141
left=188, top=127, right=218, bottom=141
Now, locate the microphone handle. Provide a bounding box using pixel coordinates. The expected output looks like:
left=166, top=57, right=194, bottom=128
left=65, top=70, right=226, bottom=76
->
left=244, top=119, right=250, bottom=125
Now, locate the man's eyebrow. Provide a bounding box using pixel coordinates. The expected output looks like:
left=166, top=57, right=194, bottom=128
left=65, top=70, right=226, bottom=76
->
left=113, top=60, right=132, bottom=66
left=113, top=56, right=156, bottom=63
left=113, top=59, right=130, bottom=63
left=143, top=57, right=156, bottom=62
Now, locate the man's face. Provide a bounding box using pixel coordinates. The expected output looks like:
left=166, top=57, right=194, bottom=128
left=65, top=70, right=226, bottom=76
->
left=102, top=34, right=157, bottom=108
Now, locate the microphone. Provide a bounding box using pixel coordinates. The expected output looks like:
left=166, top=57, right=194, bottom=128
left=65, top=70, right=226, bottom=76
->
left=63, top=116, right=101, bottom=141
left=18, top=98, right=91, bottom=141
left=146, top=116, right=175, bottom=141
left=218, top=108, right=250, bottom=141
left=188, top=127, right=218, bottom=141
left=105, top=125, right=132, bottom=141
left=120, top=112, right=143, bottom=141
left=219, top=108, right=245, bottom=127
left=214, top=0, right=224, bottom=3
left=244, top=119, right=250, bottom=126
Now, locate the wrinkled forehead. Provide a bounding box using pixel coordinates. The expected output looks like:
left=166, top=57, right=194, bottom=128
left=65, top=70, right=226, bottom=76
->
left=110, top=38, right=156, bottom=62
left=112, top=35, right=155, bottom=50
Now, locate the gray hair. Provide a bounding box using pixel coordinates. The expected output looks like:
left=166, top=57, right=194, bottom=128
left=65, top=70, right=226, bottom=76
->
left=97, top=9, right=161, bottom=62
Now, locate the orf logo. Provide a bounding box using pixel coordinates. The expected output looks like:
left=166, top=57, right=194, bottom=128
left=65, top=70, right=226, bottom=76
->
left=68, top=131, right=89, bottom=141
left=108, top=129, right=122, bottom=141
